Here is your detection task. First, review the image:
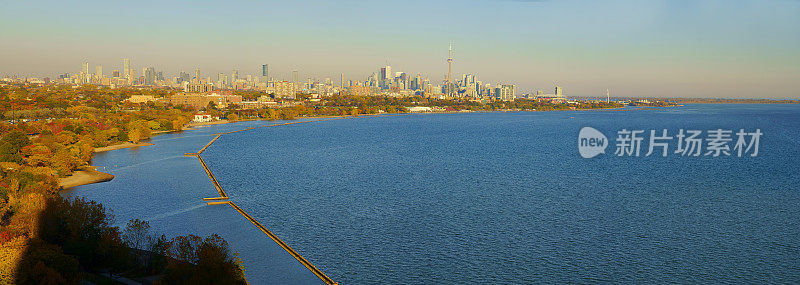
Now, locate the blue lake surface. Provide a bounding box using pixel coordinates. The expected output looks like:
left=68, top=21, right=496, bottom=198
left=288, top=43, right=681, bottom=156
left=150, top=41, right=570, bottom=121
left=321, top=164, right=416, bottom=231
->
left=68, top=104, right=800, bottom=284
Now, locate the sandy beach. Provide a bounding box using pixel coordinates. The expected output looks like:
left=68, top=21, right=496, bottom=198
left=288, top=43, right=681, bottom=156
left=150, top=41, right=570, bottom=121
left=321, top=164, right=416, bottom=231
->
left=57, top=142, right=155, bottom=189
left=94, top=142, right=154, bottom=153
left=58, top=166, right=115, bottom=189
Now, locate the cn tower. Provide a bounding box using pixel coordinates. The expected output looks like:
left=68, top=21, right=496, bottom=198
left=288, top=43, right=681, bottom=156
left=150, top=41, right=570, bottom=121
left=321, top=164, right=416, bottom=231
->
left=447, top=42, right=453, bottom=96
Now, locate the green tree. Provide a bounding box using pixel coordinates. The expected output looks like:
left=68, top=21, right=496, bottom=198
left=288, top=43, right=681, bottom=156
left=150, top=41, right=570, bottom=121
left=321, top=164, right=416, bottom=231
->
left=115, top=127, right=129, bottom=142
left=123, top=218, right=151, bottom=270
left=160, top=234, right=246, bottom=285
left=0, top=130, right=30, bottom=163
left=265, top=109, right=277, bottom=120
left=0, top=142, right=22, bottom=163
left=127, top=120, right=152, bottom=143
left=148, top=234, right=170, bottom=273
left=39, top=197, right=119, bottom=269
left=203, top=101, right=217, bottom=112
left=0, top=130, right=31, bottom=150
left=122, top=219, right=150, bottom=251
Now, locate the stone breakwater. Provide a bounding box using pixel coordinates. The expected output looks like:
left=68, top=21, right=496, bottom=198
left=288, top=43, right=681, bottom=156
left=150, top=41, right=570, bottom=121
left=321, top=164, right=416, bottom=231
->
left=186, top=117, right=361, bottom=285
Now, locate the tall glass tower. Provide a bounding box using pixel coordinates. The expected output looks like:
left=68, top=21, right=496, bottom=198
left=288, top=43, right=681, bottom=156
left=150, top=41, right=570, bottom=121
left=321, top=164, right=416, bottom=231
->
left=123, top=58, right=130, bottom=79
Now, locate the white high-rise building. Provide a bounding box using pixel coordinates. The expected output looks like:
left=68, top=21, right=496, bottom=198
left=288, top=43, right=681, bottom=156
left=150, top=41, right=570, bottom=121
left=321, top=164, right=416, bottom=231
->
left=499, top=84, right=516, bottom=101
left=80, top=62, right=90, bottom=83
left=123, top=58, right=131, bottom=79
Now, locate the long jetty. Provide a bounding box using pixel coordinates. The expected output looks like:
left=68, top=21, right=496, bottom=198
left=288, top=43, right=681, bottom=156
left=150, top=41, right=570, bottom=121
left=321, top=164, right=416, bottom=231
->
left=187, top=116, right=362, bottom=285
left=228, top=201, right=336, bottom=285
left=196, top=155, right=227, bottom=198
left=198, top=134, right=221, bottom=154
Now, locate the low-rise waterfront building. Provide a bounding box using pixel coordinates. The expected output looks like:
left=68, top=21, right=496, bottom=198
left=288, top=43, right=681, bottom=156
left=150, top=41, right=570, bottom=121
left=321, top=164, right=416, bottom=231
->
left=407, top=106, right=433, bottom=112
left=193, top=113, right=212, bottom=122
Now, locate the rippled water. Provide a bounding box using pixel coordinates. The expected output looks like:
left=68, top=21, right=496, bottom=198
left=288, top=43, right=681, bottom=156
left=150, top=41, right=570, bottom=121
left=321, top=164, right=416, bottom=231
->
left=72, top=104, right=800, bottom=284
left=64, top=120, right=324, bottom=284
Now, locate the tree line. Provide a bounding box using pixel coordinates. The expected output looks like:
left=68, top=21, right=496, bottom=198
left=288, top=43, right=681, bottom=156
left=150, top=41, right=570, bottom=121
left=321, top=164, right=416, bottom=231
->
left=0, top=84, right=245, bottom=283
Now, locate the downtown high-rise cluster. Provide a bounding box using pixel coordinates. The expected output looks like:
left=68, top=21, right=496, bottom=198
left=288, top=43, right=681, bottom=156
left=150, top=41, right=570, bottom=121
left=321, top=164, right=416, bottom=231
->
left=25, top=45, right=567, bottom=101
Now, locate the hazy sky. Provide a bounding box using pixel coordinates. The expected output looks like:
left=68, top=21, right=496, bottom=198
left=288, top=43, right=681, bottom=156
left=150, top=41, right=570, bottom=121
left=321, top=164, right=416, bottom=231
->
left=1, top=0, right=798, bottom=98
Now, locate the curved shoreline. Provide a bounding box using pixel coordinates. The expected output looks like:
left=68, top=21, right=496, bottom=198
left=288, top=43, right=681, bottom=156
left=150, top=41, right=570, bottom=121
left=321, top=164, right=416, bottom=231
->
left=58, top=142, right=155, bottom=189
left=55, top=106, right=633, bottom=190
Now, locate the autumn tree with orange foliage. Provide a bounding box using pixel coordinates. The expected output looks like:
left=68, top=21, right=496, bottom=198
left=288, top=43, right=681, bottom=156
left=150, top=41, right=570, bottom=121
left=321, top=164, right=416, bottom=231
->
left=0, top=84, right=247, bottom=283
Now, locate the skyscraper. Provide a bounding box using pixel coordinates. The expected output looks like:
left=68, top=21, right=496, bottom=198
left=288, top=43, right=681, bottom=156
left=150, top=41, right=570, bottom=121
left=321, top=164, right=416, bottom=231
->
left=123, top=58, right=131, bottom=79
left=144, top=67, right=156, bottom=85
left=129, top=69, right=136, bottom=84
left=96, top=65, right=103, bottom=79
left=499, top=84, right=516, bottom=101
left=466, top=74, right=474, bottom=86
left=232, top=69, right=239, bottom=82
left=397, top=72, right=407, bottom=90
left=555, top=86, right=563, bottom=97
left=179, top=71, right=190, bottom=83
left=261, top=64, right=269, bottom=81
left=80, top=62, right=89, bottom=83
left=194, top=68, right=200, bottom=83
left=380, top=66, right=391, bottom=89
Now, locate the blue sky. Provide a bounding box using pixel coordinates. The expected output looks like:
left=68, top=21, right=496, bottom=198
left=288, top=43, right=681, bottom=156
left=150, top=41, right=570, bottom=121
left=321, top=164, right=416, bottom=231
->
left=1, top=0, right=798, bottom=98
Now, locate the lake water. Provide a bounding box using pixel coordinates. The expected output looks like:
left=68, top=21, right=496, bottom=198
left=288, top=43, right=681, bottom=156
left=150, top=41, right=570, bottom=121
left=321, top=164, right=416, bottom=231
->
left=67, top=104, right=800, bottom=284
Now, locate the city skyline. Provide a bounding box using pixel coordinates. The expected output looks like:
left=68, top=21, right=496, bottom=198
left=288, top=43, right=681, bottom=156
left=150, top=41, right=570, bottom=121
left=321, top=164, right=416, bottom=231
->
left=53, top=50, right=540, bottom=101
left=1, top=0, right=799, bottom=98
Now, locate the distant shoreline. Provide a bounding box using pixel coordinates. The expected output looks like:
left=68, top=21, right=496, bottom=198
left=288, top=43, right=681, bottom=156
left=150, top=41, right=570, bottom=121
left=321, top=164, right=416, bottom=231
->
left=677, top=102, right=798, bottom=104
left=632, top=99, right=798, bottom=104
left=53, top=106, right=641, bottom=190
